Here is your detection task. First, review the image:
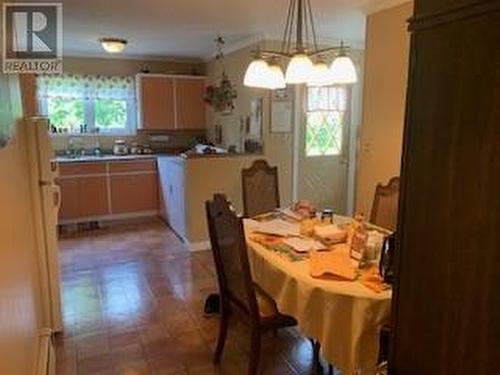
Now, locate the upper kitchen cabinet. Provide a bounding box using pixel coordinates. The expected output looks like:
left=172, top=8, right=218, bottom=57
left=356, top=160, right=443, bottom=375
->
left=136, top=74, right=206, bottom=131
left=175, top=79, right=206, bottom=129
left=137, top=75, right=175, bottom=130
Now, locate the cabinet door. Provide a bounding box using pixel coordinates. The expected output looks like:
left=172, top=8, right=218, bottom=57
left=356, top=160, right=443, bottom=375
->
left=58, top=176, right=109, bottom=220
left=110, top=174, right=159, bottom=214
left=78, top=176, right=109, bottom=218
left=58, top=178, right=79, bottom=220
left=139, top=76, right=175, bottom=130
left=175, top=79, right=206, bottom=129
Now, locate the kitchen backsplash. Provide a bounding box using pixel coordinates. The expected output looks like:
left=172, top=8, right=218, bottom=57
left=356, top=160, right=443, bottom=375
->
left=51, top=131, right=205, bottom=154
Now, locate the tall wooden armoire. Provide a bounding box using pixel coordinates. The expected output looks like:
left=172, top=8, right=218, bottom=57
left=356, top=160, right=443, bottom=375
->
left=391, top=0, right=500, bottom=374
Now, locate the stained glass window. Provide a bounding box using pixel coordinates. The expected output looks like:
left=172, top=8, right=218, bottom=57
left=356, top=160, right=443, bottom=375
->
left=306, top=86, right=348, bottom=156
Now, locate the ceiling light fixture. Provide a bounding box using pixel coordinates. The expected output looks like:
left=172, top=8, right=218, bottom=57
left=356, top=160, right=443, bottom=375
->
left=243, top=0, right=358, bottom=89
left=99, top=38, right=128, bottom=53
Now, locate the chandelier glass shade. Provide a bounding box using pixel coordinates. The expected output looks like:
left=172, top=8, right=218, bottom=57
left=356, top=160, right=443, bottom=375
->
left=243, top=58, right=271, bottom=88
left=308, top=60, right=335, bottom=86
left=243, top=0, right=358, bottom=89
left=285, top=54, right=314, bottom=84
left=329, top=54, right=358, bottom=84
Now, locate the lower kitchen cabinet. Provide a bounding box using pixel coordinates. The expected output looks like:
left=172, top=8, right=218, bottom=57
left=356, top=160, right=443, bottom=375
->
left=58, top=176, right=108, bottom=220
left=110, top=173, right=159, bottom=214
left=58, top=178, right=79, bottom=220
left=57, top=158, right=159, bottom=224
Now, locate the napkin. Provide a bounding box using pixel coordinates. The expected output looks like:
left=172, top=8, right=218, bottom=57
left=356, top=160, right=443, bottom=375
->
left=309, top=246, right=356, bottom=281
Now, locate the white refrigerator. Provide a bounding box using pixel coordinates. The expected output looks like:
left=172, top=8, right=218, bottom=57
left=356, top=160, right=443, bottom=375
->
left=24, top=116, right=63, bottom=332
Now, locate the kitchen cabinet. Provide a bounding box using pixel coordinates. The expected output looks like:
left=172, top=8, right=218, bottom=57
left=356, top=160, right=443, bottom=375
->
left=58, top=177, right=109, bottom=220
left=137, top=74, right=206, bottom=131
left=175, top=79, right=206, bottom=129
left=57, top=158, right=159, bottom=224
left=58, top=178, right=79, bottom=220
left=110, top=174, right=158, bottom=214
left=138, top=76, right=175, bottom=130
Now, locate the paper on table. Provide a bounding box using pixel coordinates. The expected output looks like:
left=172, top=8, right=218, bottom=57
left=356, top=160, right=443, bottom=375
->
left=247, top=219, right=300, bottom=237
left=283, top=238, right=327, bottom=253
left=278, top=208, right=303, bottom=221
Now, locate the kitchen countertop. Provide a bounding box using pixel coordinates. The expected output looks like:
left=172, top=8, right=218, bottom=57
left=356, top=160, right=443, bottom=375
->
left=54, top=154, right=161, bottom=163
left=54, top=151, right=264, bottom=163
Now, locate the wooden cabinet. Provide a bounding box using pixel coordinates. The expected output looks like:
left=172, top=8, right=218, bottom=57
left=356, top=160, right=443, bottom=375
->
left=58, top=162, right=109, bottom=221
left=57, top=158, right=159, bottom=223
left=137, top=74, right=206, bottom=131
left=110, top=174, right=158, bottom=214
left=58, top=178, right=79, bottom=220
left=58, top=177, right=109, bottom=220
left=175, top=79, right=206, bottom=129
left=139, top=76, right=175, bottom=130
left=391, top=1, right=500, bottom=374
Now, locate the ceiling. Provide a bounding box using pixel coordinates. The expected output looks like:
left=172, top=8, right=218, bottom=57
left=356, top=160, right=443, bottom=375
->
left=25, top=0, right=409, bottom=60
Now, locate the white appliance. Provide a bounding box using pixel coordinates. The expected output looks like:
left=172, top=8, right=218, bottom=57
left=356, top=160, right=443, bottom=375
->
left=24, top=117, right=63, bottom=332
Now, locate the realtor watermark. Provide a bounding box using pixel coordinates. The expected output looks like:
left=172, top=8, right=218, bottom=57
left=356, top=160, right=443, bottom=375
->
left=2, top=3, right=62, bottom=73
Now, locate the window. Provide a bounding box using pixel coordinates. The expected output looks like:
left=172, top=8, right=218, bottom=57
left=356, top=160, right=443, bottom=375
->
left=37, top=74, right=136, bottom=135
left=305, top=86, right=349, bottom=156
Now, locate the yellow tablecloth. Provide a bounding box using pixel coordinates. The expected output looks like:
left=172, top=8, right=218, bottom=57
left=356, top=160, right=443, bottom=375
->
left=246, top=221, right=391, bottom=374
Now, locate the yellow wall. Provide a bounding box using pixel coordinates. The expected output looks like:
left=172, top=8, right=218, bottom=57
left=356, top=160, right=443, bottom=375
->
left=185, top=155, right=264, bottom=243
left=0, top=74, right=43, bottom=374
left=356, top=2, right=412, bottom=215
left=205, top=45, right=294, bottom=206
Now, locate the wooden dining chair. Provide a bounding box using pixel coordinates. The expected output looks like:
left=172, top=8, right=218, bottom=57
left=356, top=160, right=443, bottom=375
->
left=370, top=177, right=400, bottom=231
left=205, top=194, right=297, bottom=375
left=241, top=159, right=280, bottom=217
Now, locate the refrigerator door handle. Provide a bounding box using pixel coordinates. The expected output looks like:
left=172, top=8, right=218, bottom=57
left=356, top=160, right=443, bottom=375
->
left=53, top=184, right=61, bottom=212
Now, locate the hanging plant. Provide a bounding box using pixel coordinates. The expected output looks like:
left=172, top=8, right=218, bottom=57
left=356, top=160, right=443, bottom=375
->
left=204, top=72, right=237, bottom=113
left=204, top=35, right=237, bottom=114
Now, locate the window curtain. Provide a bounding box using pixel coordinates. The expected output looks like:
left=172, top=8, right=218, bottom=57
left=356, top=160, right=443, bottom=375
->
left=307, top=86, right=348, bottom=112
left=36, top=74, right=135, bottom=100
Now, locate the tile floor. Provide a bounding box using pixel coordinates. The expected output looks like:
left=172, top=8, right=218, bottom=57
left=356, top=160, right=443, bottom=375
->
left=56, top=218, right=325, bottom=375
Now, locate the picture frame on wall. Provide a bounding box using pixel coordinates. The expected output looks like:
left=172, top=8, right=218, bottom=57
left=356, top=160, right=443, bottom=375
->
left=271, top=87, right=293, bottom=133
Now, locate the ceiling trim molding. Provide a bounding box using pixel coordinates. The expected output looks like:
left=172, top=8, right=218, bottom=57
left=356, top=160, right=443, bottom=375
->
left=203, top=33, right=266, bottom=62
left=203, top=33, right=365, bottom=62
left=358, top=0, right=412, bottom=14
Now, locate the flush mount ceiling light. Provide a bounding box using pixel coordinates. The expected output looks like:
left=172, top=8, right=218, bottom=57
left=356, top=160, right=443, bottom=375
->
left=243, top=0, right=358, bottom=89
left=99, top=38, right=128, bottom=53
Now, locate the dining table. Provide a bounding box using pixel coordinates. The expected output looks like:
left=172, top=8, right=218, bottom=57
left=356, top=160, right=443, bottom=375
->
left=244, top=214, right=392, bottom=375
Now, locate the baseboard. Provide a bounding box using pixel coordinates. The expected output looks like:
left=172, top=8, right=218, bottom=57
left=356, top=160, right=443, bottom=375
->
left=187, top=240, right=211, bottom=252
left=59, top=210, right=159, bottom=225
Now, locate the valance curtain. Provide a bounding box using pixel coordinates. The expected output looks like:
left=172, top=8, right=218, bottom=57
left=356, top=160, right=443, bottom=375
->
left=36, top=74, right=136, bottom=100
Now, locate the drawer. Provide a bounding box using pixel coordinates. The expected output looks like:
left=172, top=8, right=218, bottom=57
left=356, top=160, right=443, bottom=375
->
left=109, top=159, right=157, bottom=174
left=59, top=162, right=107, bottom=176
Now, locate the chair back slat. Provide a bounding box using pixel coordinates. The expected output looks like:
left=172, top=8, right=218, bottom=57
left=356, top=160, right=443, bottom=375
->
left=205, top=194, right=260, bottom=321
left=370, top=177, right=400, bottom=231
left=242, top=160, right=280, bottom=217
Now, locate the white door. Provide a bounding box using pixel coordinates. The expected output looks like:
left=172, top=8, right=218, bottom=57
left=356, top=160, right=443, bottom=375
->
left=295, top=85, right=352, bottom=214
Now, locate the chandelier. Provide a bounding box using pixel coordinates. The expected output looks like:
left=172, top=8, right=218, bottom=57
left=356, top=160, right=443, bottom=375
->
left=243, top=0, right=358, bottom=89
